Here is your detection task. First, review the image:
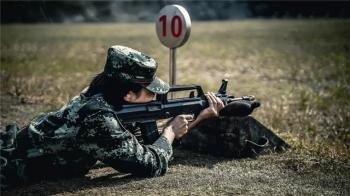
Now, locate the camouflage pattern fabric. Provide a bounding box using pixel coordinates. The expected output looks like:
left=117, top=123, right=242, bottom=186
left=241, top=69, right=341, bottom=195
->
left=0, top=124, right=21, bottom=190
left=1, top=89, right=172, bottom=189
left=104, top=45, right=169, bottom=94
left=180, top=116, right=290, bottom=158
left=104, top=45, right=157, bottom=81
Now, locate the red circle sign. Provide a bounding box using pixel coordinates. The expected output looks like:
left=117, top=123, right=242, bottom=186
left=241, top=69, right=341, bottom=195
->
left=156, top=5, right=191, bottom=48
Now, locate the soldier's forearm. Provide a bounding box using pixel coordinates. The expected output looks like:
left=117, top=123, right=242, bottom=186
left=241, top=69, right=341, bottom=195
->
left=161, top=126, right=175, bottom=145
left=188, top=117, right=202, bottom=130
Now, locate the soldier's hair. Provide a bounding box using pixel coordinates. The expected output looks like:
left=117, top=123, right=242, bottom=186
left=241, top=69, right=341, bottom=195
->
left=85, top=72, right=142, bottom=108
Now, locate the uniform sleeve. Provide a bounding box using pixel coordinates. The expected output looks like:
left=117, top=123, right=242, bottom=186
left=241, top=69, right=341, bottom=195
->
left=77, top=112, right=173, bottom=177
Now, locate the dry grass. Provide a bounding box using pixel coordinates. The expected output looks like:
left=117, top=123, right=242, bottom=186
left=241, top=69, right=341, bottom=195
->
left=1, top=20, right=350, bottom=195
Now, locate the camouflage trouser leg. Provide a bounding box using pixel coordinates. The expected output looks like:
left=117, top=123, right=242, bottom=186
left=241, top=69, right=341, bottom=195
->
left=180, top=116, right=290, bottom=158
left=0, top=124, right=28, bottom=190
left=1, top=157, right=28, bottom=190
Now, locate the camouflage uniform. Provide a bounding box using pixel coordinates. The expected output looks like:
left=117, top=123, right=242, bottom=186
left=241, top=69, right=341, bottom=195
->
left=0, top=46, right=172, bottom=189
left=2, top=89, right=174, bottom=189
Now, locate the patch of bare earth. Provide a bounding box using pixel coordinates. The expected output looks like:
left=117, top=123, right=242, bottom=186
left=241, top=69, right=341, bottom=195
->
left=3, top=148, right=350, bottom=195
left=0, top=93, right=54, bottom=128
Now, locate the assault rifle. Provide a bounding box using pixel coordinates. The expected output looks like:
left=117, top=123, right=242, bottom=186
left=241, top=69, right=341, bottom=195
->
left=116, top=79, right=260, bottom=144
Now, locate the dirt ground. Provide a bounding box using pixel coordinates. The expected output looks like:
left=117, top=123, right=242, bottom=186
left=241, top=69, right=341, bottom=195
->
left=2, top=148, right=350, bottom=195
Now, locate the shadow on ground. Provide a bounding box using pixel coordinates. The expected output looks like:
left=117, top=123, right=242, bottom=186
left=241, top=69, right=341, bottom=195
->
left=4, top=170, right=136, bottom=195
left=3, top=150, right=228, bottom=195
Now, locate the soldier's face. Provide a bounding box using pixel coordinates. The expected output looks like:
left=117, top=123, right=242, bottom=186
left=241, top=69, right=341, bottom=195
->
left=123, top=88, right=156, bottom=103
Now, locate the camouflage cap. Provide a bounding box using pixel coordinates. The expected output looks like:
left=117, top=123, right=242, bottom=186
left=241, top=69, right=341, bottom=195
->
left=104, top=45, right=170, bottom=94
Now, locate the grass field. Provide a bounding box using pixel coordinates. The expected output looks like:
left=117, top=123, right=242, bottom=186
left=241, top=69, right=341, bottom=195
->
left=1, top=20, right=350, bottom=195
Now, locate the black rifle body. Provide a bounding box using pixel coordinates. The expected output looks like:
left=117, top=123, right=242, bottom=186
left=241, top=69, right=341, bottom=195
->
left=115, top=80, right=259, bottom=144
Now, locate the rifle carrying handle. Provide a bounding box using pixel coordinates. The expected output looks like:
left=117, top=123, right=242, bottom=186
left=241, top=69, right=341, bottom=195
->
left=157, top=84, right=205, bottom=103
left=168, top=85, right=204, bottom=96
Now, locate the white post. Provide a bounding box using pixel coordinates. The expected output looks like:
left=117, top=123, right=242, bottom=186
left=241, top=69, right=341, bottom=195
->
left=169, top=48, right=176, bottom=99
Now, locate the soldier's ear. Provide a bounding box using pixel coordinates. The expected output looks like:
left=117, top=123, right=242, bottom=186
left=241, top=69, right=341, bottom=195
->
left=123, top=91, right=136, bottom=102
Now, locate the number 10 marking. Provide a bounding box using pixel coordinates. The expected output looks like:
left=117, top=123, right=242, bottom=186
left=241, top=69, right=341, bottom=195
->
left=159, top=15, right=182, bottom=38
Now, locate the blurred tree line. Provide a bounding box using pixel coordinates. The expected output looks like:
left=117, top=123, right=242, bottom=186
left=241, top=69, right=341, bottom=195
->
left=1, top=1, right=350, bottom=23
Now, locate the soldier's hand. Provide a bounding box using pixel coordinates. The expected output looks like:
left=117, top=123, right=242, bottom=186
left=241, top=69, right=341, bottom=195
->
left=197, top=92, right=224, bottom=121
left=165, top=114, right=194, bottom=139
